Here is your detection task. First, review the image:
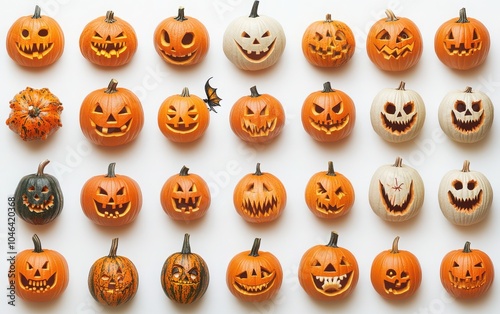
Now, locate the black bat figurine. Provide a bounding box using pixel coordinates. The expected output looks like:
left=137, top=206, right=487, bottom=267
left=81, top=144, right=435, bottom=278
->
left=203, top=77, right=222, bottom=113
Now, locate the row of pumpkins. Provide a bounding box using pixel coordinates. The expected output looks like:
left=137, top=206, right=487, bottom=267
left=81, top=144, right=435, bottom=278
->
left=14, top=231, right=494, bottom=306
left=6, top=2, right=490, bottom=72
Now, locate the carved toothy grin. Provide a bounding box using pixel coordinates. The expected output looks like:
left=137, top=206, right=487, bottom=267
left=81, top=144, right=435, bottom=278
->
left=16, top=42, right=54, bottom=60
left=445, top=42, right=482, bottom=56
left=20, top=272, right=57, bottom=292
left=241, top=195, right=279, bottom=218
left=315, top=200, right=344, bottom=214
left=308, top=44, right=348, bottom=60
left=379, top=181, right=414, bottom=214
left=234, top=273, right=276, bottom=295
left=166, top=121, right=198, bottom=133
left=94, top=200, right=131, bottom=218
left=161, top=50, right=197, bottom=64
left=311, top=272, right=353, bottom=295
left=235, top=39, right=276, bottom=62
left=384, top=279, right=410, bottom=295
left=309, top=115, right=349, bottom=134
left=448, top=270, right=486, bottom=290
left=377, top=43, right=414, bottom=59
left=90, top=41, right=127, bottom=58
left=172, top=196, right=201, bottom=213
left=381, top=113, right=417, bottom=134
left=451, top=111, right=484, bottom=132
left=22, top=194, right=54, bottom=213
left=242, top=118, right=277, bottom=137
left=91, top=119, right=132, bottom=137
left=448, top=190, right=482, bottom=212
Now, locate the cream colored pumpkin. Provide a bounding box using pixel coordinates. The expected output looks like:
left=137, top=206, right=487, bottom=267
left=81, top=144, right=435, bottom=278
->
left=370, top=81, right=426, bottom=143
left=222, top=1, right=286, bottom=71
left=369, top=157, right=424, bottom=222
left=438, top=160, right=492, bottom=226
left=438, top=87, right=493, bottom=143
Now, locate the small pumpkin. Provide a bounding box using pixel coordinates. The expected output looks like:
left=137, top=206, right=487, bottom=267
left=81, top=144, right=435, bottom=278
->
left=161, top=233, right=210, bottom=304
left=226, top=238, right=283, bottom=302
left=79, top=79, right=144, bottom=147
left=14, top=159, right=63, bottom=225
left=440, top=241, right=494, bottom=299
left=366, top=9, right=423, bottom=72
left=15, top=234, right=69, bottom=302
left=229, top=85, right=285, bottom=143
left=301, top=81, right=356, bottom=143
left=370, top=236, right=422, bottom=300
left=369, top=157, right=424, bottom=222
left=233, top=163, right=286, bottom=223
left=370, top=81, right=426, bottom=143
left=304, top=161, right=355, bottom=219
left=6, top=5, right=65, bottom=67
left=301, top=13, right=355, bottom=68
left=160, top=165, right=211, bottom=221
left=438, top=86, right=493, bottom=143
left=434, top=8, right=490, bottom=71
left=222, top=0, right=286, bottom=71
left=438, top=160, right=492, bottom=226
left=88, top=238, right=139, bottom=307
left=298, top=231, right=359, bottom=301
left=153, top=7, right=210, bottom=66
left=79, top=10, right=137, bottom=67
left=80, top=162, right=142, bottom=227
left=6, top=86, right=63, bottom=141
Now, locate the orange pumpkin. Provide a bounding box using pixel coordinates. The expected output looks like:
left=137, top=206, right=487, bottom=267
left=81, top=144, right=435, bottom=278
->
left=6, top=5, right=65, bottom=67
left=79, top=79, right=144, bottom=147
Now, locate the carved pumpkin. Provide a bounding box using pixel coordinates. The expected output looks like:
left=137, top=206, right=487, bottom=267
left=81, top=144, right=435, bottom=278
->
left=370, top=236, right=422, bottom=300
left=15, top=234, right=69, bottom=302
left=161, top=233, right=210, bottom=304
left=233, top=163, right=286, bottom=223
left=434, top=8, right=490, bottom=70
left=440, top=241, right=494, bottom=299
left=301, top=13, right=355, bottom=68
left=298, top=231, right=359, bottom=301
left=226, top=238, right=282, bottom=302
left=80, top=162, right=142, bottom=227
left=160, top=166, right=211, bottom=221
left=79, top=11, right=137, bottom=67
left=366, top=9, right=423, bottom=72
left=369, top=157, right=424, bottom=222
left=438, top=86, right=493, bottom=143
left=153, top=7, right=210, bottom=66
left=6, top=86, right=63, bottom=141
left=80, top=79, right=144, bottom=147
left=222, top=0, right=286, bottom=71
left=88, top=238, right=139, bottom=307
left=6, top=5, right=65, bottom=67
left=14, top=160, right=63, bottom=225
left=304, top=161, right=355, bottom=219
left=301, top=81, right=356, bottom=143
left=229, top=85, right=285, bottom=143
left=438, top=160, right=492, bottom=226
left=370, top=81, right=426, bottom=143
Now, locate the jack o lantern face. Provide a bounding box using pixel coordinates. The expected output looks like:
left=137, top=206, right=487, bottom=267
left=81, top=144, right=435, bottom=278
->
left=93, top=184, right=131, bottom=219
left=374, top=27, right=415, bottom=60
left=379, top=178, right=414, bottom=215
left=242, top=181, right=278, bottom=218
left=447, top=178, right=482, bottom=213
left=308, top=254, right=355, bottom=296
left=22, top=180, right=55, bottom=214
left=443, top=26, right=482, bottom=57
left=309, top=99, right=349, bottom=134
left=171, top=180, right=202, bottom=214
left=384, top=268, right=410, bottom=295
left=90, top=30, right=128, bottom=59
left=233, top=264, right=277, bottom=295
left=235, top=28, right=276, bottom=63
left=90, top=102, right=133, bottom=138
left=381, top=101, right=416, bottom=134
left=451, top=99, right=483, bottom=133
left=15, top=23, right=54, bottom=60
left=97, top=264, right=135, bottom=297
left=165, top=102, right=200, bottom=133
left=242, top=103, right=276, bottom=137
left=20, top=258, right=57, bottom=294
left=448, top=258, right=486, bottom=291
left=315, top=183, right=346, bottom=215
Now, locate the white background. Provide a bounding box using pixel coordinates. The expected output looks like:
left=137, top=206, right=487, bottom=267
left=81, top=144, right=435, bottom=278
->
left=1, top=0, right=499, bottom=313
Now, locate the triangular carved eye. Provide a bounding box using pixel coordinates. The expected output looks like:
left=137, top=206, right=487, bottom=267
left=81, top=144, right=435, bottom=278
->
left=473, top=29, right=479, bottom=40
left=260, top=267, right=271, bottom=277
left=448, top=32, right=454, bottom=40
left=175, top=183, right=184, bottom=193
left=314, top=32, right=323, bottom=41
left=376, top=30, right=390, bottom=40
left=118, top=106, right=130, bottom=115
left=261, top=31, right=270, bottom=38
left=26, top=262, right=34, bottom=270
left=242, top=32, right=250, bottom=38
left=42, top=261, right=49, bottom=270
left=332, top=102, right=342, bottom=114
left=98, top=187, right=108, bottom=195
left=453, top=261, right=459, bottom=267
left=93, top=31, right=103, bottom=39
left=312, top=259, right=321, bottom=267
left=116, top=187, right=125, bottom=196
left=94, top=104, right=103, bottom=113
left=316, top=183, right=327, bottom=195
left=474, top=262, right=483, bottom=268
left=237, top=271, right=248, bottom=279
left=326, top=30, right=332, bottom=38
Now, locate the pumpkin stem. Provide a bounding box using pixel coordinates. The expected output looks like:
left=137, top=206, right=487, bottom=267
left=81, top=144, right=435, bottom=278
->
left=393, top=156, right=403, bottom=167
left=390, top=236, right=400, bottom=254
left=464, top=86, right=473, bottom=93
left=326, top=231, right=339, bottom=248
left=457, top=8, right=469, bottom=23
left=397, top=81, right=406, bottom=91
left=249, top=238, right=261, bottom=257
left=175, top=7, right=188, bottom=21
left=249, top=1, right=260, bottom=18
left=463, top=241, right=472, bottom=253
left=37, top=159, right=50, bottom=176
left=325, top=14, right=332, bottom=22
left=461, top=160, right=471, bottom=172
left=181, top=233, right=192, bottom=254
left=32, top=234, right=44, bottom=253
left=105, top=10, right=117, bottom=23
left=105, top=79, right=119, bottom=94
left=179, top=165, right=190, bottom=176
left=322, top=82, right=335, bottom=93
left=33, top=5, right=42, bottom=19
left=106, top=162, right=117, bottom=178
left=326, top=161, right=336, bottom=176
left=108, top=238, right=119, bottom=257
left=28, top=105, right=41, bottom=118
left=254, top=163, right=263, bottom=176
left=181, top=87, right=190, bottom=97
left=385, top=9, right=399, bottom=22
left=250, top=86, right=261, bottom=98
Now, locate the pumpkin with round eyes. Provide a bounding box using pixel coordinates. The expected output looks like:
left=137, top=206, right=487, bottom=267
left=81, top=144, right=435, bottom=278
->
left=153, top=7, right=210, bottom=66
left=79, top=10, right=137, bottom=67
left=366, top=9, right=423, bottom=72
left=6, top=5, right=65, bottom=68
left=434, top=8, right=490, bottom=70
left=302, top=13, right=355, bottom=68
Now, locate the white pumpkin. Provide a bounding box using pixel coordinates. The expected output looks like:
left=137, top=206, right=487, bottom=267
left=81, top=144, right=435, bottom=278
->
left=222, top=0, right=286, bottom=71
left=370, top=81, right=426, bottom=143
left=369, top=157, right=424, bottom=222
left=438, top=86, right=494, bottom=143
left=438, top=160, right=492, bottom=226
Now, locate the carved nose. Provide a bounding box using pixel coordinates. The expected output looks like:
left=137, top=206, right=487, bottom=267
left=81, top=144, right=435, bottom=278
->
left=106, top=35, right=111, bottom=41
left=107, top=114, right=116, bottom=123
left=465, top=109, right=472, bottom=116
left=253, top=39, right=260, bottom=44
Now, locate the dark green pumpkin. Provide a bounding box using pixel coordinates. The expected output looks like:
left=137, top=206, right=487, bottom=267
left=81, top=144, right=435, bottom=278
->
left=161, top=233, right=209, bottom=304
left=14, top=159, right=63, bottom=225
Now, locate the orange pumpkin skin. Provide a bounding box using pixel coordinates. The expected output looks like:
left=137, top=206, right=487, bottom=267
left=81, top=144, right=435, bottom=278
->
left=153, top=7, right=210, bottom=66
left=81, top=163, right=142, bottom=227
left=160, top=166, right=211, bottom=221
left=80, top=79, right=144, bottom=147
left=434, top=8, right=490, bottom=71
left=6, top=87, right=63, bottom=141
left=6, top=5, right=64, bottom=68
left=298, top=232, right=359, bottom=301
left=440, top=241, right=494, bottom=299
left=226, top=238, right=283, bottom=302
left=370, top=236, right=422, bottom=300
left=15, top=234, right=69, bottom=302
left=302, top=14, right=355, bottom=68
left=229, top=86, right=285, bottom=143
left=366, top=9, right=423, bottom=72
left=79, top=11, right=137, bottom=67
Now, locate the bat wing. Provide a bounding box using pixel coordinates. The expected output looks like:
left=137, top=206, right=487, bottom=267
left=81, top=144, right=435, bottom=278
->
left=203, top=77, right=222, bottom=113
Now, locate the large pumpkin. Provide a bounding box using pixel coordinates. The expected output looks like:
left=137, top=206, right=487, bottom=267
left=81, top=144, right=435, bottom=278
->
left=434, top=8, right=490, bottom=70
left=6, top=5, right=65, bottom=67
left=14, top=159, right=63, bottom=225
left=161, top=233, right=210, bottom=304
